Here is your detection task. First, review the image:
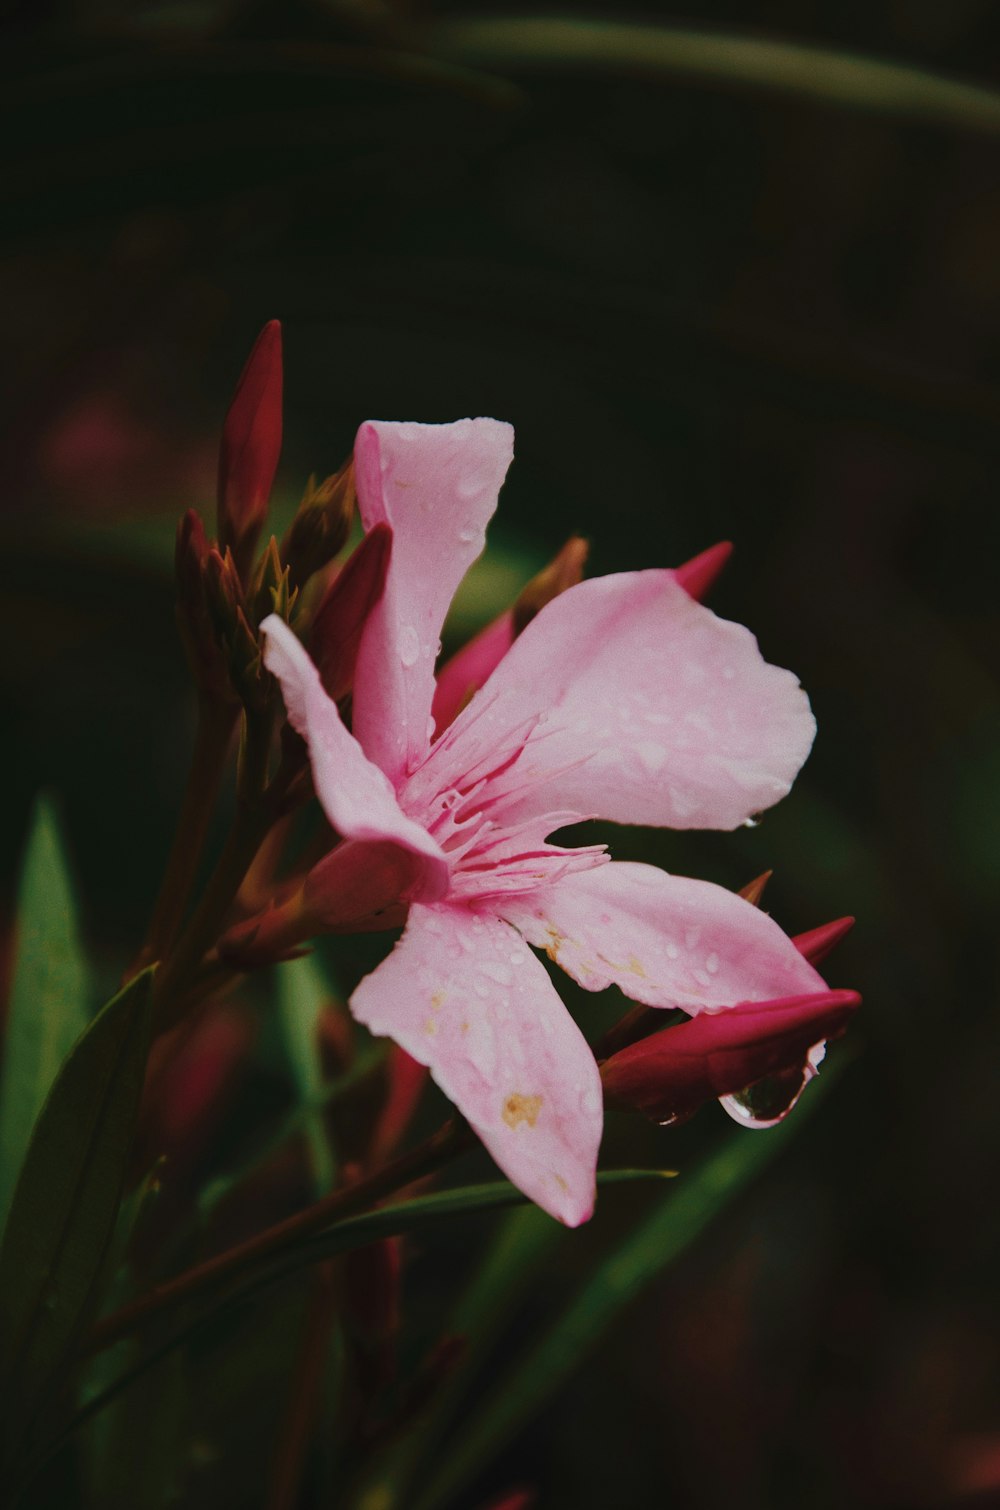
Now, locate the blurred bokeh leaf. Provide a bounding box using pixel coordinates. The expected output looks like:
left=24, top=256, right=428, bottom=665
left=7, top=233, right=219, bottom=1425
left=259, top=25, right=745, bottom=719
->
left=433, top=17, right=1000, bottom=133
left=409, top=1111, right=819, bottom=1510
left=0, top=796, right=90, bottom=1231
left=276, top=954, right=337, bottom=1195
left=0, top=967, right=153, bottom=1475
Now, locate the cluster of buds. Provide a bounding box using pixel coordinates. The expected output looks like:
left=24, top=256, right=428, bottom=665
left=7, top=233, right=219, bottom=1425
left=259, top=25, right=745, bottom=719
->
left=173, top=321, right=360, bottom=726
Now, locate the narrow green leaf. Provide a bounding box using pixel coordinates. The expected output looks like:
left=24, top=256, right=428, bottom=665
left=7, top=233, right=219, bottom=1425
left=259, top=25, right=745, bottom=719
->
left=411, top=1118, right=812, bottom=1510
left=22, top=1168, right=674, bottom=1486
left=0, top=968, right=154, bottom=1468
left=0, top=797, right=90, bottom=1228
left=433, top=17, right=1000, bottom=134
left=276, top=954, right=337, bottom=1194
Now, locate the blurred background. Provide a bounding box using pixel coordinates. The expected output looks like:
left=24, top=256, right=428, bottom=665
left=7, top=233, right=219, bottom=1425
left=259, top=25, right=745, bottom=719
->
left=3, top=2, right=1000, bottom=1506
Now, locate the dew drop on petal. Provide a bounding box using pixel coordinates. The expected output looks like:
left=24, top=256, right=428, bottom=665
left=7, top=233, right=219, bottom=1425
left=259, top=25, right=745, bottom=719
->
left=480, top=960, right=513, bottom=986
left=635, top=740, right=667, bottom=773
left=458, top=525, right=478, bottom=543
left=398, top=625, right=420, bottom=667
left=705, top=952, right=720, bottom=974
left=665, top=942, right=679, bottom=960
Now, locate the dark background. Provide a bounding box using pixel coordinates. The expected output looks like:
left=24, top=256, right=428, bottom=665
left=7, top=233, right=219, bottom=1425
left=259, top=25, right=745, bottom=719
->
left=2, top=2, right=1000, bottom=1506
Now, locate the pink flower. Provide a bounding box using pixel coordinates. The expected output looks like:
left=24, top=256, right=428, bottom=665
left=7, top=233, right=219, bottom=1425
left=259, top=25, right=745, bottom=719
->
left=256, top=418, right=830, bottom=1225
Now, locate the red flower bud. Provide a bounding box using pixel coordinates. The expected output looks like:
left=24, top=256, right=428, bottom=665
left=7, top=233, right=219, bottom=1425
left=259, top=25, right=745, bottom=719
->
left=600, top=989, right=860, bottom=1125
left=793, top=915, right=855, bottom=966
left=673, top=540, right=732, bottom=601
left=309, top=522, right=393, bottom=702
left=217, top=320, right=283, bottom=580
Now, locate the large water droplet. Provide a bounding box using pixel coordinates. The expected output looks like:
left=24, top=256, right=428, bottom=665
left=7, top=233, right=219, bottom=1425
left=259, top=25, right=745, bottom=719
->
left=742, top=813, right=763, bottom=830
left=458, top=525, right=478, bottom=543
left=398, top=625, right=420, bottom=667
left=720, top=1062, right=814, bottom=1128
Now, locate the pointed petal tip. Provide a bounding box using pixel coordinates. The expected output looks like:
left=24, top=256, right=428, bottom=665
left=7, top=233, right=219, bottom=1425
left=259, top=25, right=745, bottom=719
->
left=674, top=540, right=733, bottom=601
left=793, top=916, right=856, bottom=966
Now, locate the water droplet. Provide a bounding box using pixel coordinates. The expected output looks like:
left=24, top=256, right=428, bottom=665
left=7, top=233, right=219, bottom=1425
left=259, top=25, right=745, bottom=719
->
left=742, top=813, right=763, bottom=830
left=635, top=740, right=667, bottom=773
left=509, top=950, right=526, bottom=966
left=705, top=952, right=720, bottom=974
left=480, top=960, right=513, bottom=986
left=458, top=525, right=478, bottom=543
left=721, top=1063, right=813, bottom=1128
left=398, top=625, right=420, bottom=667
left=665, top=942, right=679, bottom=960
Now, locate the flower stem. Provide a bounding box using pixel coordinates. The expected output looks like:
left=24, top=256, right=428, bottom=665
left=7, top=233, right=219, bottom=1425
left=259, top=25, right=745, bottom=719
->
left=131, top=697, right=238, bottom=977
left=265, top=1263, right=339, bottom=1510
left=86, top=1118, right=473, bottom=1355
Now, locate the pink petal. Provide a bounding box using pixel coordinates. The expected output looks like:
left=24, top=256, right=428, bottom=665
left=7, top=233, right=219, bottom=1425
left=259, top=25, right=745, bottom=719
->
left=431, top=609, right=515, bottom=736
left=438, top=570, right=814, bottom=831
left=260, top=615, right=448, bottom=899
left=350, top=903, right=602, bottom=1226
left=500, top=861, right=826, bottom=1012
left=351, top=419, right=515, bottom=784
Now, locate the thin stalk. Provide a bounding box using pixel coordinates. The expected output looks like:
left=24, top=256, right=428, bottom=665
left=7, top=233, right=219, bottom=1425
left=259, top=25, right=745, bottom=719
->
left=86, top=1119, right=472, bottom=1355
left=265, top=1263, right=339, bottom=1510
left=131, top=697, right=238, bottom=976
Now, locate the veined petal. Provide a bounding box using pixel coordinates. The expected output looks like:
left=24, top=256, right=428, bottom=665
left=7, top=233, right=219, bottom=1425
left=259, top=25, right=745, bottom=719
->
left=438, top=570, right=814, bottom=831
left=351, top=419, right=515, bottom=784
left=500, top=861, right=826, bottom=1012
left=261, top=616, right=448, bottom=898
left=350, top=903, right=602, bottom=1226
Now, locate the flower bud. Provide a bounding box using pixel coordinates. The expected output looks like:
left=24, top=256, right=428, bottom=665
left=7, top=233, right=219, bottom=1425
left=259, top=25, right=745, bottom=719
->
left=174, top=509, right=230, bottom=694
left=282, top=460, right=355, bottom=588
left=512, top=535, right=589, bottom=635
left=600, top=989, right=860, bottom=1125
left=217, top=320, right=283, bottom=581
left=309, top=522, right=392, bottom=702
left=793, top=915, right=855, bottom=966
left=673, top=540, right=732, bottom=601
left=432, top=536, right=588, bottom=735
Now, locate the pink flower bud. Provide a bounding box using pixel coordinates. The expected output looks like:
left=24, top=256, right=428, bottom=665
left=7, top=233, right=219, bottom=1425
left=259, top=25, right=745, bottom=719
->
left=600, top=989, right=860, bottom=1124
left=309, top=522, right=393, bottom=702
left=673, top=540, right=733, bottom=601
left=217, top=320, right=283, bottom=580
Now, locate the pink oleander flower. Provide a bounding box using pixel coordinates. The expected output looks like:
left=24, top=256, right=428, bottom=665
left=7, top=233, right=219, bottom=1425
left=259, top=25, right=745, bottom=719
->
left=254, top=418, right=838, bottom=1225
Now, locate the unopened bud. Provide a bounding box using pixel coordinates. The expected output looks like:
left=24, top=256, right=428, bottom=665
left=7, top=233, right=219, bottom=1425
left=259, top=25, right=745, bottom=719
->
left=673, top=541, right=732, bottom=602
left=217, top=320, right=283, bottom=581
left=793, top=916, right=855, bottom=966
left=310, top=522, right=392, bottom=702
left=738, top=870, right=773, bottom=907
left=174, top=511, right=229, bottom=694
left=601, top=989, right=860, bottom=1125
left=282, top=460, right=355, bottom=588
left=512, top=536, right=588, bottom=636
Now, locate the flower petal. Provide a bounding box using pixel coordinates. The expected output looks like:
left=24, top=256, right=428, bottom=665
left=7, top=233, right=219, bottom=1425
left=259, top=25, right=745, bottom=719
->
left=500, top=861, right=826, bottom=1012
left=435, top=570, right=814, bottom=831
left=261, top=615, right=447, bottom=898
left=350, top=902, right=602, bottom=1225
left=431, top=609, right=515, bottom=736
left=352, top=419, right=515, bottom=784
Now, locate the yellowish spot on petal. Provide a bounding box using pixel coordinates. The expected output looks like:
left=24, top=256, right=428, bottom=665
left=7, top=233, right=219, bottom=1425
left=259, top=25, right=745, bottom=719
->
left=502, top=1092, right=543, bottom=1129
left=430, top=990, right=446, bottom=1011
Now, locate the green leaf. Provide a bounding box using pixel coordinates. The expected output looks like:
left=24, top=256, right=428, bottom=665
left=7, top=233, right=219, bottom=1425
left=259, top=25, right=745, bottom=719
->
left=433, top=17, right=1000, bottom=135
left=0, top=797, right=90, bottom=1229
left=0, top=967, right=154, bottom=1471
left=410, top=1117, right=816, bottom=1510
left=276, top=955, right=337, bottom=1195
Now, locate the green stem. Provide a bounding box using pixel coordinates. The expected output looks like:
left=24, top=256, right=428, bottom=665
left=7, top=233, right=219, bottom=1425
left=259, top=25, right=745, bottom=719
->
left=131, top=697, right=238, bottom=976
left=86, top=1119, right=472, bottom=1355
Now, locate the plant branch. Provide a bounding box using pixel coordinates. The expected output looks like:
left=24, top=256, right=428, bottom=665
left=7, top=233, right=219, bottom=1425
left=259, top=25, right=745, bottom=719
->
left=86, top=1118, right=473, bottom=1355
